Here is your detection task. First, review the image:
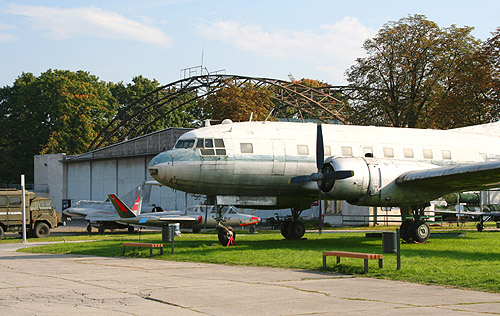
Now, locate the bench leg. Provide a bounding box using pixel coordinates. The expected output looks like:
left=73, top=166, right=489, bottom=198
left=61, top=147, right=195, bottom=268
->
left=323, top=255, right=326, bottom=269
left=122, top=246, right=125, bottom=256
left=160, top=247, right=163, bottom=255
left=336, top=257, right=340, bottom=264
left=364, top=259, right=368, bottom=273
left=150, top=248, right=153, bottom=257
left=379, top=258, right=383, bottom=269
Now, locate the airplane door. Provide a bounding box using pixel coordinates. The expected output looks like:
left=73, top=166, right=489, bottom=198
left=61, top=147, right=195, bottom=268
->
left=272, top=140, right=286, bottom=175
left=368, top=163, right=381, bottom=195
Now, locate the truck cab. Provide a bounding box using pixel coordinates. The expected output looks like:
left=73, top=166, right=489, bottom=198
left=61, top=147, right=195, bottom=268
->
left=0, top=189, right=61, bottom=239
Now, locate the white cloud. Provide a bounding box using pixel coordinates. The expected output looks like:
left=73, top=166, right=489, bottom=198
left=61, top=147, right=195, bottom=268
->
left=4, top=4, right=172, bottom=49
left=197, top=17, right=376, bottom=82
left=0, top=22, right=16, bottom=42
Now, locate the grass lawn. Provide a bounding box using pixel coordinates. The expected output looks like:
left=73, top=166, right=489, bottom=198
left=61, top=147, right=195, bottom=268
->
left=14, top=225, right=500, bottom=293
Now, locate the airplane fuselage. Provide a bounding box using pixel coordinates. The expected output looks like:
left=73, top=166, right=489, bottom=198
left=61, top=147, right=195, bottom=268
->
left=148, top=121, right=500, bottom=209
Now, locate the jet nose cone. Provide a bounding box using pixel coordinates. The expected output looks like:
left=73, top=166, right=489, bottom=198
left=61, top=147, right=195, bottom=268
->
left=148, top=151, right=173, bottom=183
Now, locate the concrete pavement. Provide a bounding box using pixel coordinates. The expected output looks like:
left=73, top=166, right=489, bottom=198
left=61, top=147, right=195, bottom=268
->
left=0, top=242, right=499, bottom=315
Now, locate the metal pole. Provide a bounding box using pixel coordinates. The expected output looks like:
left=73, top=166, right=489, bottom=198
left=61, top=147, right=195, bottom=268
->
left=21, top=175, right=27, bottom=243
left=396, top=228, right=401, bottom=270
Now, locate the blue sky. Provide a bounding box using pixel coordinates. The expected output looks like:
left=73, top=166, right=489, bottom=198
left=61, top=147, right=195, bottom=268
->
left=1, top=1, right=499, bottom=87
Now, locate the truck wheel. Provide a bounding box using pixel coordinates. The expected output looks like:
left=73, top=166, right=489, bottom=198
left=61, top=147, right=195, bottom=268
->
left=0, top=225, right=4, bottom=240
left=34, top=222, right=50, bottom=238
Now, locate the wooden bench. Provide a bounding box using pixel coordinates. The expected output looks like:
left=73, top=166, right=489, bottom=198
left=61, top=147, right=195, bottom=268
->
left=122, top=243, right=164, bottom=257
left=323, top=251, right=383, bottom=273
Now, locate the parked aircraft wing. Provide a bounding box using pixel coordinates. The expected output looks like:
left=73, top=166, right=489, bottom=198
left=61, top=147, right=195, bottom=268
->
left=396, top=161, right=500, bottom=192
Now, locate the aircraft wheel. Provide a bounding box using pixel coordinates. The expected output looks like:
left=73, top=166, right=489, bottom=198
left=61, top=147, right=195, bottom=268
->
left=400, top=219, right=413, bottom=242
left=86, top=223, right=92, bottom=233
left=217, top=226, right=235, bottom=246
left=34, top=222, right=50, bottom=238
left=280, top=220, right=291, bottom=239
left=98, top=224, right=105, bottom=234
left=248, top=226, right=255, bottom=233
left=192, top=227, right=201, bottom=233
left=0, top=225, right=4, bottom=240
left=287, top=221, right=305, bottom=240
left=128, top=226, right=135, bottom=234
left=410, top=220, right=430, bottom=243
left=476, top=223, right=484, bottom=232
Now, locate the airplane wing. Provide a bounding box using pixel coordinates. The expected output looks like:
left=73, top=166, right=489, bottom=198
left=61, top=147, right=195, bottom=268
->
left=433, top=209, right=500, bottom=216
left=396, top=161, right=500, bottom=192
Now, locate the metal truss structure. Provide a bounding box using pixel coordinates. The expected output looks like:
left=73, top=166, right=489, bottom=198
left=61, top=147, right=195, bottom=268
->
left=88, top=74, right=350, bottom=151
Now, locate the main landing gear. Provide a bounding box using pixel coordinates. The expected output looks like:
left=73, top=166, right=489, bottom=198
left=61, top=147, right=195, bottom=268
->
left=400, top=205, right=431, bottom=243
left=280, top=208, right=306, bottom=240
left=212, top=204, right=236, bottom=246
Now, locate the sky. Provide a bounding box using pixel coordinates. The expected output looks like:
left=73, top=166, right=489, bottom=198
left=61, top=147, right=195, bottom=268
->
left=1, top=0, right=499, bottom=87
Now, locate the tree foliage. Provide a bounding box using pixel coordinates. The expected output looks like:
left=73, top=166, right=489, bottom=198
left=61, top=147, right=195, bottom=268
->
left=0, top=70, right=117, bottom=183
left=345, top=14, right=493, bottom=128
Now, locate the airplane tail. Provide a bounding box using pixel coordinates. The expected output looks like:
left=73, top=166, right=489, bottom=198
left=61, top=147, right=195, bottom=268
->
left=109, top=194, right=140, bottom=218
left=119, top=182, right=153, bottom=213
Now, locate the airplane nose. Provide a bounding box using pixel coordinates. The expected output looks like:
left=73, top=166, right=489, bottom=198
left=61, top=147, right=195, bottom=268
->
left=148, top=152, right=173, bottom=182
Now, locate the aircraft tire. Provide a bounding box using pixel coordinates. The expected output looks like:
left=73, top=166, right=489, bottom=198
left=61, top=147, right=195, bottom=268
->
left=410, top=220, right=430, bottom=243
left=192, top=227, right=201, bottom=233
left=217, top=226, right=235, bottom=246
left=128, top=226, right=135, bottom=234
left=400, top=219, right=413, bottom=242
left=34, top=222, right=50, bottom=238
left=476, top=223, right=484, bottom=232
left=287, top=221, right=305, bottom=240
left=0, top=225, right=4, bottom=240
left=280, top=221, right=291, bottom=239
left=86, top=223, right=92, bottom=233
left=248, top=226, right=255, bottom=233
left=98, top=224, right=105, bottom=234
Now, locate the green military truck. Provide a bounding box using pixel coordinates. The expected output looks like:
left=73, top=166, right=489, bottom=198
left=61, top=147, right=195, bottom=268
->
left=0, top=189, right=62, bottom=239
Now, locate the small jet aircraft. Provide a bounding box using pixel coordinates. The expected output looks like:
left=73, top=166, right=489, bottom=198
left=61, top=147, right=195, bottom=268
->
left=108, top=194, right=203, bottom=228
left=148, top=119, right=500, bottom=245
left=63, top=183, right=154, bottom=233
left=185, top=205, right=260, bottom=233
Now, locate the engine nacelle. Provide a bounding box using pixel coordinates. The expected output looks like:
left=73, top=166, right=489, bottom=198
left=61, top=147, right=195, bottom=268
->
left=320, top=157, right=440, bottom=206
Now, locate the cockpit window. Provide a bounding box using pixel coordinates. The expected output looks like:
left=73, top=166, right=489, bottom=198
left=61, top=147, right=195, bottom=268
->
left=175, top=139, right=195, bottom=149
left=196, top=138, right=226, bottom=156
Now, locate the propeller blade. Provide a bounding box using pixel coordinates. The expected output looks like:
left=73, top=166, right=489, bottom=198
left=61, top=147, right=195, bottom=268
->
left=318, top=190, right=322, bottom=235
left=323, top=170, right=354, bottom=180
left=316, top=123, right=324, bottom=170
left=290, top=173, right=323, bottom=184
left=289, top=175, right=313, bottom=184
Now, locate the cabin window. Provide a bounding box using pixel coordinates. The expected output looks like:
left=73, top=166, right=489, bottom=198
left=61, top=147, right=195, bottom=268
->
left=240, top=143, right=253, bottom=153
left=341, top=146, right=353, bottom=156
left=363, top=147, right=373, bottom=157
left=442, top=150, right=451, bottom=160
left=403, top=148, right=414, bottom=158
left=297, top=145, right=309, bottom=155
left=423, top=149, right=433, bottom=159
left=383, top=147, right=394, bottom=158
left=324, top=146, right=331, bottom=156
left=214, top=139, right=225, bottom=147
left=0, top=196, right=6, bottom=206
left=9, top=197, right=21, bottom=206
left=174, top=139, right=195, bottom=149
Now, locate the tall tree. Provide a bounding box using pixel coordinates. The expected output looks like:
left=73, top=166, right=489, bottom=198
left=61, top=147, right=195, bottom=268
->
left=345, top=15, right=480, bottom=128
left=0, top=70, right=117, bottom=183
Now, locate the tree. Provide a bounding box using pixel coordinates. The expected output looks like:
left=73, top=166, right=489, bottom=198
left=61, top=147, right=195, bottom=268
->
left=345, top=15, right=480, bottom=128
left=201, top=80, right=274, bottom=122
left=428, top=27, right=500, bottom=128
left=106, top=76, right=196, bottom=141
left=0, top=70, right=117, bottom=183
